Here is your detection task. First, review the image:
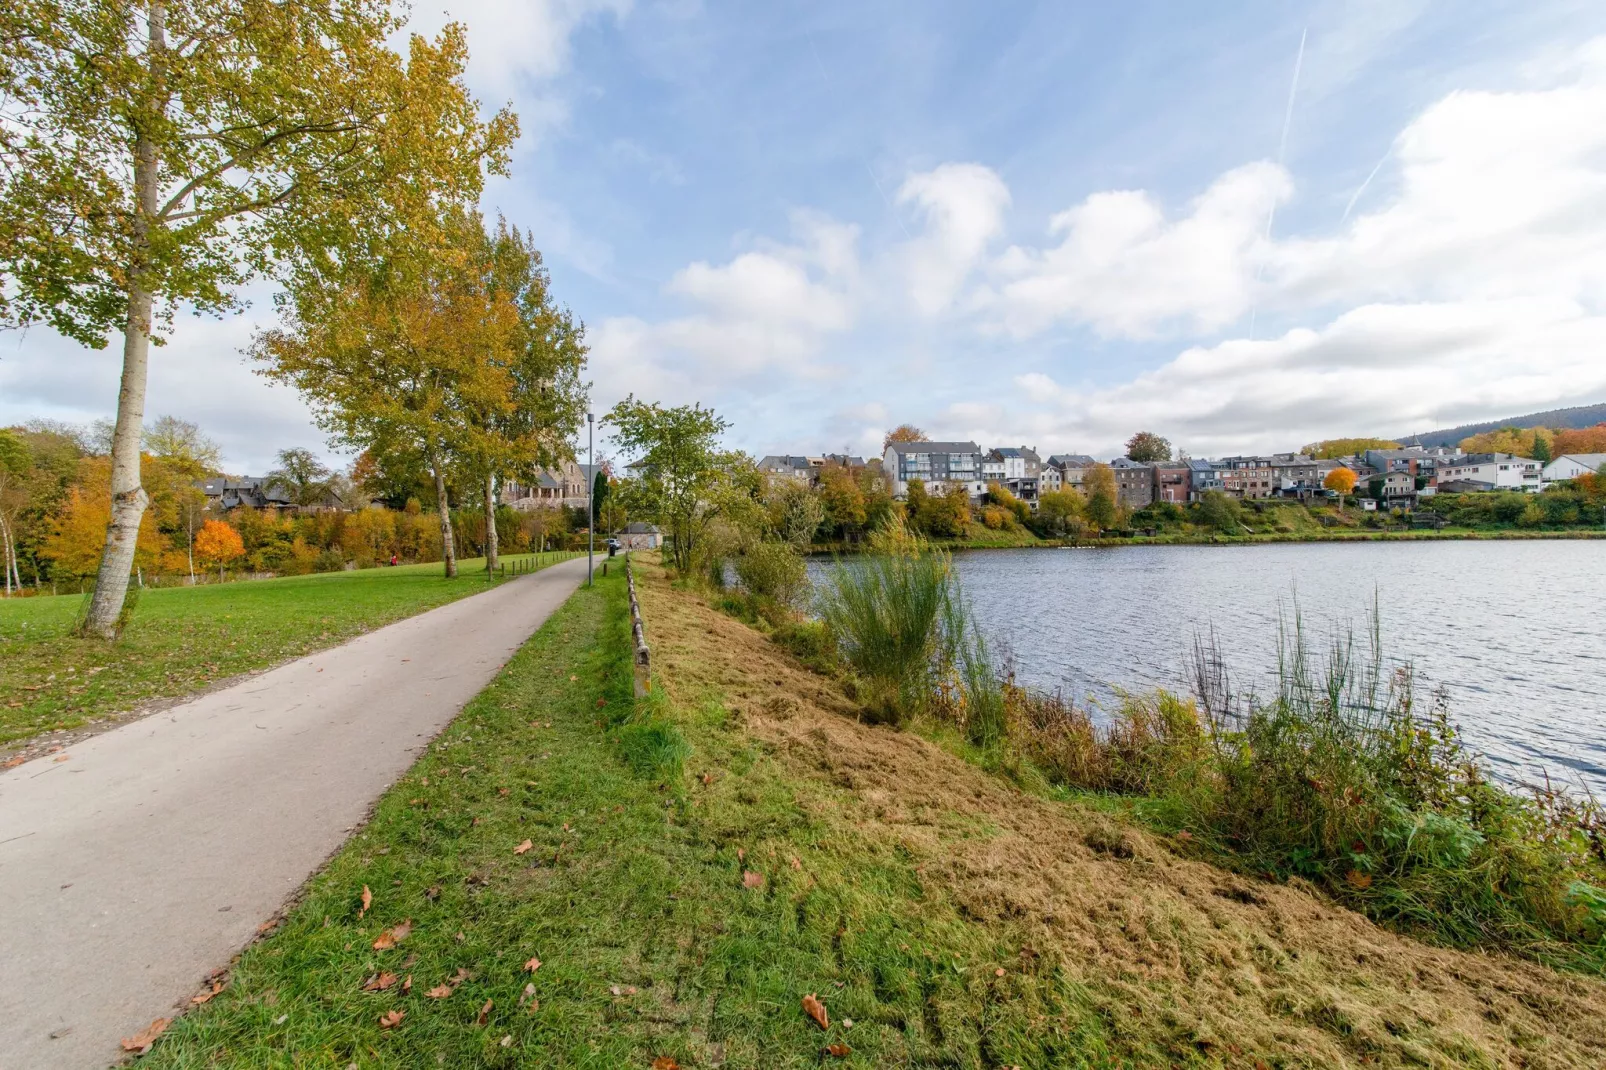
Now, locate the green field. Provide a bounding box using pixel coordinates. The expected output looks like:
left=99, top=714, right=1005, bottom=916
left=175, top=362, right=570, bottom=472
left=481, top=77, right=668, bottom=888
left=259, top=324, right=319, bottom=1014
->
left=0, top=553, right=581, bottom=747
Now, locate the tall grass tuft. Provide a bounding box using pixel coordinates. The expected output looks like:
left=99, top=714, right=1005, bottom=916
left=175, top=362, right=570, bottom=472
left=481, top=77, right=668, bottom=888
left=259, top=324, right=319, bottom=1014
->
left=816, top=517, right=997, bottom=730
left=1009, top=599, right=1606, bottom=966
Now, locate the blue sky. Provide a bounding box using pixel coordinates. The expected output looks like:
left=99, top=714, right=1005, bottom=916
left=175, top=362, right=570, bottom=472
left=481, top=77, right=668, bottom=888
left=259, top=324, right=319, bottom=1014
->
left=4, top=0, right=1606, bottom=470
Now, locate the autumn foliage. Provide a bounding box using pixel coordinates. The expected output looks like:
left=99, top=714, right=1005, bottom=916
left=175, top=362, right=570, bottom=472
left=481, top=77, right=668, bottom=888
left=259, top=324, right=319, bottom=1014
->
left=193, top=520, right=245, bottom=577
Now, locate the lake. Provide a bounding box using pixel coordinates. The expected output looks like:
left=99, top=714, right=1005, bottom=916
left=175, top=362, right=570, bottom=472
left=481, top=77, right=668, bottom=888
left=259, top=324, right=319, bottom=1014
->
left=816, top=542, right=1606, bottom=794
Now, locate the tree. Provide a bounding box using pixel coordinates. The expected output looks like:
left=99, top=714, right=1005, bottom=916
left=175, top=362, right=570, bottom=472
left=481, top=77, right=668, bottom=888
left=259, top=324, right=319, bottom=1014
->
left=1196, top=490, right=1243, bottom=533
left=882, top=424, right=929, bottom=450
left=592, top=469, right=611, bottom=532
left=1035, top=489, right=1084, bottom=538
left=1125, top=431, right=1172, bottom=463
left=817, top=463, right=867, bottom=540
left=606, top=397, right=742, bottom=574
left=1554, top=424, right=1606, bottom=455
left=0, top=4, right=515, bottom=635
left=1083, top=463, right=1120, bottom=531
left=768, top=481, right=824, bottom=548
left=1323, top=466, right=1358, bottom=511
left=268, top=449, right=333, bottom=508
left=1531, top=430, right=1553, bottom=464
left=1460, top=426, right=1551, bottom=458
left=0, top=430, right=30, bottom=593
left=1302, top=438, right=1399, bottom=459
left=143, top=416, right=221, bottom=476
left=193, top=518, right=244, bottom=581
left=258, top=211, right=525, bottom=579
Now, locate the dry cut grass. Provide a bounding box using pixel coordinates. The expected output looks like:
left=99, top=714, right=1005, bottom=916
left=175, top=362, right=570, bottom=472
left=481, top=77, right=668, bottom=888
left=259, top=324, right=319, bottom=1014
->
left=636, top=554, right=1606, bottom=1068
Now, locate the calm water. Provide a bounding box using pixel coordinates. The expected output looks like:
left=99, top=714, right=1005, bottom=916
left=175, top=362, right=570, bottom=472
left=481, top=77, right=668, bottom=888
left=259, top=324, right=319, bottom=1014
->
left=815, top=542, right=1606, bottom=793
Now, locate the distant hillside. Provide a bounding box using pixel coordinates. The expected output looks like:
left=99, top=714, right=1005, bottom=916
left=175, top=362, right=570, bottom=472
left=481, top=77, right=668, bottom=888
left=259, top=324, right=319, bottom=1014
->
left=1397, top=402, right=1606, bottom=448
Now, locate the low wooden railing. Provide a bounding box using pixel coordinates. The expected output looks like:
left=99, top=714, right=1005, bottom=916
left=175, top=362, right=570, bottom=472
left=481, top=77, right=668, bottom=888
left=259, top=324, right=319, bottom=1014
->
left=625, top=552, right=651, bottom=697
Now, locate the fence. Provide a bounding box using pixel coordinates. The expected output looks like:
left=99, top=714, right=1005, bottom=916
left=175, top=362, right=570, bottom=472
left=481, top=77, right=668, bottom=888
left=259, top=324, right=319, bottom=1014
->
left=496, top=550, right=581, bottom=579
left=625, top=551, right=651, bottom=698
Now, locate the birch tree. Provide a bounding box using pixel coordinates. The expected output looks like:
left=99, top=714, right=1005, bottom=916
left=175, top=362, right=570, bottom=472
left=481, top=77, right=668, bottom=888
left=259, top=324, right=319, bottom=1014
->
left=0, top=2, right=514, bottom=635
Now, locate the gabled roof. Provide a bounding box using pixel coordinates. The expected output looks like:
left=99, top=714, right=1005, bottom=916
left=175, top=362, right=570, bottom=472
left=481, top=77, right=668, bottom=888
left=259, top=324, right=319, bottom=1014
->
left=757, top=454, right=812, bottom=471
left=885, top=440, right=980, bottom=455
left=1046, top=454, right=1096, bottom=468
left=1109, top=457, right=1151, bottom=469
left=1551, top=453, right=1606, bottom=468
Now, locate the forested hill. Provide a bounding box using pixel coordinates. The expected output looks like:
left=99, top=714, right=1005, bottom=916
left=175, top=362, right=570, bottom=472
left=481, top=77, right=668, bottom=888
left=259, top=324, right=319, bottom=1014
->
left=1399, top=402, right=1606, bottom=447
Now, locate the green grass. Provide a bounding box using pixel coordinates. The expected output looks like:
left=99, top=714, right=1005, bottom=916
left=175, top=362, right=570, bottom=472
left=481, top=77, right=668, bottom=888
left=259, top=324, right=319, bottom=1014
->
left=0, top=552, right=581, bottom=746
left=142, top=566, right=1137, bottom=1069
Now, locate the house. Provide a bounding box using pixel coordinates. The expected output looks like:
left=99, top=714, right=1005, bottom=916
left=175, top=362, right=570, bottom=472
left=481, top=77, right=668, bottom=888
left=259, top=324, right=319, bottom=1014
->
left=615, top=522, right=662, bottom=550
left=198, top=476, right=298, bottom=512
left=1153, top=461, right=1191, bottom=504
left=1216, top=456, right=1278, bottom=499
left=1186, top=458, right=1224, bottom=500
left=982, top=446, right=1041, bottom=504
left=1043, top=454, right=1096, bottom=494
left=1366, top=445, right=1461, bottom=479
left=1269, top=453, right=1322, bottom=497
left=503, top=460, right=603, bottom=512
left=1366, top=470, right=1417, bottom=502
left=1432, top=453, right=1541, bottom=492
left=1543, top=454, right=1606, bottom=482
left=756, top=455, right=817, bottom=484
left=882, top=441, right=985, bottom=499
left=1108, top=457, right=1155, bottom=510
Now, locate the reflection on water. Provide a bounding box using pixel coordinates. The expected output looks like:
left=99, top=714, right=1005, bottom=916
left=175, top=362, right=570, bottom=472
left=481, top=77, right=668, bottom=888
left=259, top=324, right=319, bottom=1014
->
left=811, top=541, right=1606, bottom=794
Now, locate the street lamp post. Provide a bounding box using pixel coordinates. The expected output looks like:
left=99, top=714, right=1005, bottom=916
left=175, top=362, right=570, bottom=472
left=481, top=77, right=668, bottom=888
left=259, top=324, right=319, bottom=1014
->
left=587, top=413, right=594, bottom=588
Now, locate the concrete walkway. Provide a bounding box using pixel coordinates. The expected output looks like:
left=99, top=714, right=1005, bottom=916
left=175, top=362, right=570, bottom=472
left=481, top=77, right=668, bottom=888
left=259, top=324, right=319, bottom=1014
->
left=0, top=558, right=589, bottom=1069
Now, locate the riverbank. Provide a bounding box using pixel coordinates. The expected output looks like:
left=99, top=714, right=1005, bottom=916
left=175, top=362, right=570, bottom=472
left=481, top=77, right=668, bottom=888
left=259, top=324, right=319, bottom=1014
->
left=0, top=551, right=581, bottom=751
left=812, top=525, right=1606, bottom=554
left=136, top=554, right=1606, bottom=1067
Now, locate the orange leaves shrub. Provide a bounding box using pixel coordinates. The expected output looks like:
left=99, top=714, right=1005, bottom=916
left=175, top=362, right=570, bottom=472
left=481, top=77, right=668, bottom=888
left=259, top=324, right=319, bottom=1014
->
left=193, top=519, right=245, bottom=574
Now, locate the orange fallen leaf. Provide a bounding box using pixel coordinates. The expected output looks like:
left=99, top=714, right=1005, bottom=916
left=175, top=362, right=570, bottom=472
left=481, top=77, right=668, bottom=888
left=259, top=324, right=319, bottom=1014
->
left=477, top=998, right=493, bottom=1025
left=513, top=839, right=533, bottom=855
left=525, top=957, right=541, bottom=973
left=1346, top=869, right=1374, bottom=890
left=426, top=984, right=454, bottom=999
left=53, top=754, right=70, bottom=763
left=825, top=1043, right=853, bottom=1057
left=378, top=1009, right=404, bottom=1029
left=995, top=967, right=1006, bottom=977
left=402, top=975, right=412, bottom=994
left=358, top=885, right=372, bottom=920
left=742, top=871, right=764, bottom=890
left=120, top=1017, right=171, bottom=1053
left=790, top=856, right=801, bottom=870
left=190, top=980, right=224, bottom=1005
left=802, top=993, right=829, bottom=1030
left=701, top=773, right=712, bottom=785
left=3, top=757, right=25, bottom=770
left=372, top=919, right=412, bottom=950
left=652, top=1058, right=681, bottom=1070
left=362, top=971, right=399, bottom=992
left=1175, top=830, right=1193, bottom=842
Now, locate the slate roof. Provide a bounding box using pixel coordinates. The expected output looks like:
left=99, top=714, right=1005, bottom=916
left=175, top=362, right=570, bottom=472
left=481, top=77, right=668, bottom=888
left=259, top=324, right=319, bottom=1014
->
left=885, top=440, right=981, bottom=455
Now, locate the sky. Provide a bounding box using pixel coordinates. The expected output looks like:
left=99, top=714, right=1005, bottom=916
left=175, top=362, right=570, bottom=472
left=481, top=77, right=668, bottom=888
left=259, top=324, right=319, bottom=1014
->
left=4, top=0, right=1606, bottom=472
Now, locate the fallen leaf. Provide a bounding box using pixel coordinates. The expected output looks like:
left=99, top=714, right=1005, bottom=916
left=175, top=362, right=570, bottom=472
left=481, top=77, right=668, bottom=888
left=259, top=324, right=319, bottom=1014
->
left=499, top=787, right=510, bottom=796
left=995, top=967, right=1006, bottom=977
left=790, top=856, right=801, bottom=870
left=378, top=1009, right=404, bottom=1029
left=190, top=980, right=224, bottom=1005
left=736, top=848, right=745, bottom=861
left=3, top=757, right=24, bottom=770
left=120, top=1017, right=171, bottom=1053
left=825, top=1043, right=853, bottom=1057
left=358, top=885, right=372, bottom=920
left=610, top=985, right=622, bottom=996
left=701, top=773, right=712, bottom=785
left=53, top=754, right=69, bottom=763
left=569, top=674, right=578, bottom=681
left=372, top=919, right=412, bottom=950
left=742, top=870, right=764, bottom=890
left=524, top=957, right=541, bottom=973
left=653, top=1058, right=682, bottom=1070
left=426, top=984, right=454, bottom=999
left=500, top=1034, right=513, bottom=1047
left=802, top=993, right=829, bottom=1030
left=361, top=972, right=399, bottom=992
left=1175, top=830, right=1194, bottom=842
left=477, top=998, right=493, bottom=1025
left=402, top=975, right=412, bottom=994
left=1346, top=869, right=1374, bottom=890
left=513, top=839, right=533, bottom=855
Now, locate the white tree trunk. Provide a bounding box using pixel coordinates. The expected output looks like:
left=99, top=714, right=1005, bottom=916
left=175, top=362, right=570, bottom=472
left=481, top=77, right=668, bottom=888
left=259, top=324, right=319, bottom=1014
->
left=483, top=471, right=499, bottom=571
left=83, top=1, right=164, bottom=637
left=430, top=454, right=457, bottom=578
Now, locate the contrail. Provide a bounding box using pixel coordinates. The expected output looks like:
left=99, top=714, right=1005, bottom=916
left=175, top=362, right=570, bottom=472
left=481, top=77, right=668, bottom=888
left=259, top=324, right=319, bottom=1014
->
left=1342, top=145, right=1390, bottom=222
left=1248, top=26, right=1307, bottom=341
left=807, top=29, right=913, bottom=240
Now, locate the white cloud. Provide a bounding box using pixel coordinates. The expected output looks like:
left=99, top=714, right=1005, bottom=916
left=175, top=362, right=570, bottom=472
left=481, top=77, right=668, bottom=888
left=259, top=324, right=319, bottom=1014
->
left=894, top=164, right=1011, bottom=316
left=587, top=214, right=860, bottom=410
left=981, top=162, right=1290, bottom=338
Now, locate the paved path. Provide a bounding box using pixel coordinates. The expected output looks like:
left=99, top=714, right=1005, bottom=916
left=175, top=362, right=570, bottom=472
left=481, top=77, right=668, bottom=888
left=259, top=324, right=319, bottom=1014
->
left=0, top=558, right=589, bottom=1069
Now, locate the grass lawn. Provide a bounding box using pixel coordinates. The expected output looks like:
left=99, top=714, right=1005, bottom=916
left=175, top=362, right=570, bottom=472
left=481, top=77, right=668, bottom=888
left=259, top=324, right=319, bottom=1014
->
left=136, top=556, right=1606, bottom=1068
left=0, top=552, right=580, bottom=747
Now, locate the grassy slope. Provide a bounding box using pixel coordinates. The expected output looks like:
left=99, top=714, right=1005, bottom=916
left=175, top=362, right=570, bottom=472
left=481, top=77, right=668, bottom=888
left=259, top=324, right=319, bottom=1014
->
left=145, top=556, right=1606, bottom=1069
left=0, top=552, right=578, bottom=746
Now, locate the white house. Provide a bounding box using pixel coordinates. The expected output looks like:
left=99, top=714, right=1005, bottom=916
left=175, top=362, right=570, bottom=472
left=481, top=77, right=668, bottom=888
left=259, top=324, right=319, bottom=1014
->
left=1543, top=453, right=1606, bottom=482
left=1433, top=453, right=1541, bottom=492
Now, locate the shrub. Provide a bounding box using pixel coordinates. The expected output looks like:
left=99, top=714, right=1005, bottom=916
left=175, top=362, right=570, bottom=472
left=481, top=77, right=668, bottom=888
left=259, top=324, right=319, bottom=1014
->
left=733, top=540, right=807, bottom=610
